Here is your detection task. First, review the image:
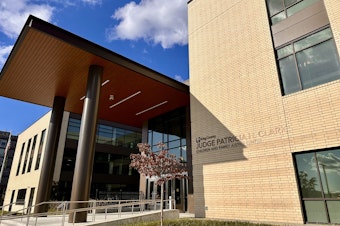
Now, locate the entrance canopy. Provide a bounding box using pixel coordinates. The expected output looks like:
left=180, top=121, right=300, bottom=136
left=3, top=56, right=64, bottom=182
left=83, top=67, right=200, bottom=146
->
left=0, top=15, right=189, bottom=128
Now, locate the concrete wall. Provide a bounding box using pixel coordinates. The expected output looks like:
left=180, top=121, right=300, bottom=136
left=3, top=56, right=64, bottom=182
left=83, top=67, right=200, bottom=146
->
left=188, top=0, right=340, bottom=224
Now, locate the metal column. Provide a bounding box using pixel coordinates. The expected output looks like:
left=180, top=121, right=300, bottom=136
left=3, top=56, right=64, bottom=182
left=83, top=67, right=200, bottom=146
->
left=34, top=96, right=65, bottom=213
left=68, top=65, right=103, bottom=223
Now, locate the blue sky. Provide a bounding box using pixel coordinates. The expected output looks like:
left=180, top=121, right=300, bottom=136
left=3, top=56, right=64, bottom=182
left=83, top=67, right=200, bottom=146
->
left=0, top=0, right=189, bottom=135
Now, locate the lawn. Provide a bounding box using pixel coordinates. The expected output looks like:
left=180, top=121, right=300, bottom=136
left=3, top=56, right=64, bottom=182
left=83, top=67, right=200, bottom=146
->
left=122, top=218, right=274, bottom=226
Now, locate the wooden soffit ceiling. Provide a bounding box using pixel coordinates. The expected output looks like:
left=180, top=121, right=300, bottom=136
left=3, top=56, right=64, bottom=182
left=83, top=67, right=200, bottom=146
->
left=0, top=16, right=189, bottom=128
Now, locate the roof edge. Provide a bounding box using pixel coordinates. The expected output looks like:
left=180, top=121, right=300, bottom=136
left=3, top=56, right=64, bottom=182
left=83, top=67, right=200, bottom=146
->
left=26, top=15, right=189, bottom=93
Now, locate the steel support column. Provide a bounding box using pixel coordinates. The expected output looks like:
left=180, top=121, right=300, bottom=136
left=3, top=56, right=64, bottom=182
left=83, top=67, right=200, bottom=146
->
left=34, top=96, right=65, bottom=214
left=68, top=65, right=103, bottom=223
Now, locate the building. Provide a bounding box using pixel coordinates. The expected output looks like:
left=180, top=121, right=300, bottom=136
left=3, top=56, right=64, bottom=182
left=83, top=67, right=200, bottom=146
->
left=0, top=131, right=17, bottom=205
left=2, top=0, right=340, bottom=224
left=188, top=0, right=340, bottom=224
left=4, top=110, right=190, bottom=213
left=0, top=15, right=192, bottom=222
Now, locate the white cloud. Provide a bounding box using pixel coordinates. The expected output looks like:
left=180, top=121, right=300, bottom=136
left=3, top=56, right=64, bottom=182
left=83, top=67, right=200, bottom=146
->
left=107, top=0, right=188, bottom=49
left=309, top=153, right=340, bottom=175
left=81, top=0, right=102, bottom=6
left=0, top=0, right=54, bottom=39
left=0, top=45, right=13, bottom=70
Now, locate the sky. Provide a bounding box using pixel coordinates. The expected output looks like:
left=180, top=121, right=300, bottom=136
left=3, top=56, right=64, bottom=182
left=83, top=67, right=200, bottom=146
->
left=0, top=0, right=189, bottom=135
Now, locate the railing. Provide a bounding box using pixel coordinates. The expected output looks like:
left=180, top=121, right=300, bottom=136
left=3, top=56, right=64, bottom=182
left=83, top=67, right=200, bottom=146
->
left=0, top=198, right=176, bottom=226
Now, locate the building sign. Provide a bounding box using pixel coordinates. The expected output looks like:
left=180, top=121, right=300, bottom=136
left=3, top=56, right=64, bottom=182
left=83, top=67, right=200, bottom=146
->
left=195, top=126, right=286, bottom=153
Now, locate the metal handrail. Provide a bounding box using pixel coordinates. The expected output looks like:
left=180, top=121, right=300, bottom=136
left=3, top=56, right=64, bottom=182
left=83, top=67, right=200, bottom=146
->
left=0, top=198, right=176, bottom=226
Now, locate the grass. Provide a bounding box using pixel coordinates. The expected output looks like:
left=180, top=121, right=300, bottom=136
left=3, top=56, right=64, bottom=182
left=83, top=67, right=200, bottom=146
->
left=122, top=218, right=274, bottom=226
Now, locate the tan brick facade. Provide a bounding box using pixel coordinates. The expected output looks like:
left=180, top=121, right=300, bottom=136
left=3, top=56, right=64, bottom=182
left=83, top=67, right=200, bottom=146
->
left=188, top=0, right=340, bottom=224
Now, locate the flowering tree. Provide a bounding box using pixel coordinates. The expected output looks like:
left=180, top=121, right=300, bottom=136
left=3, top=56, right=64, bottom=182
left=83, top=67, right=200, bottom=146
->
left=130, top=143, right=188, bottom=226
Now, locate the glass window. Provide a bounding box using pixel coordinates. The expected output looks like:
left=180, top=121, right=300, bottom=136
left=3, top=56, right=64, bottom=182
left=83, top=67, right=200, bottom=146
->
left=150, top=131, right=162, bottom=146
left=287, top=0, right=318, bottom=17
left=16, top=143, right=25, bottom=176
left=297, top=40, right=340, bottom=89
left=304, top=201, right=328, bottom=223
left=97, top=124, right=113, bottom=145
left=147, top=108, right=187, bottom=160
left=267, top=0, right=284, bottom=16
left=22, top=139, right=31, bottom=174
left=35, top=129, right=46, bottom=170
left=16, top=189, right=26, bottom=205
left=277, top=44, right=293, bottom=58
left=67, top=116, right=142, bottom=149
left=279, top=55, right=301, bottom=95
left=27, top=135, right=37, bottom=173
left=66, top=118, right=81, bottom=140
left=295, top=152, right=322, bottom=198
left=284, top=0, right=297, bottom=6
left=294, top=148, right=340, bottom=224
left=316, top=150, right=340, bottom=199
left=327, top=201, right=340, bottom=224
left=277, top=28, right=340, bottom=95
left=294, top=28, right=332, bottom=51
left=0, top=139, right=6, bottom=148
left=266, top=0, right=319, bottom=25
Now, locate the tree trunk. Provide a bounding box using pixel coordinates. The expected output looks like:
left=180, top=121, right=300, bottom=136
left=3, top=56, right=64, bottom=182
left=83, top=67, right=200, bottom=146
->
left=160, top=183, right=164, bottom=226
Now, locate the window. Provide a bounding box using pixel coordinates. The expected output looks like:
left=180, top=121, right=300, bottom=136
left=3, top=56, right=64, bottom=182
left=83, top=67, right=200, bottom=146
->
left=294, top=148, right=340, bottom=224
left=27, top=134, right=37, bottom=173
left=0, top=139, right=6, bottom=148
left=277, top=28, right=340, bottom=95
left=22, top=138, right=31, bottom=174
left=266, top=0, right=319, bottom=25
left=66, top=118, right=81, bottom=140
left=148, top=107, right=187, bottom=162
left=16, top=143, right=25, bottom=176
left=16, top=189, right=27, bottom=205
left=66, top=117, right=141, bottom=149
left=35, top=129, right=46, bottom=170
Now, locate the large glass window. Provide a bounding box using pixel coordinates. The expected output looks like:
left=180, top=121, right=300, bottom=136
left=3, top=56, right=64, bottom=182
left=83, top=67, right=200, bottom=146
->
left=266, top=0, right=319, bottom=25
left=148, top=107, right=187, bottom=162
left=92, top=153, right=135, bottom=176
left=66, top=117, right=141, bottom=149
left=294, top=148, right=340, bottom=224
left=277, top=28, right=340, bottom=95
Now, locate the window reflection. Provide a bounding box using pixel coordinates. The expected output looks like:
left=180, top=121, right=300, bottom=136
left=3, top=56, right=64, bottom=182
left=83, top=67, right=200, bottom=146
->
left=148, top=108, right=187, bottom=161
left=277, top=28, right=340, bottom=95
left=266, top=0, right=319, bottom=25
left=66, top=117, right=141, bottom=149
left=295, top=152, right=322, bottom=198
left=316, top=150, right=340, bottom=198
left=294, top=148, right=340, bottom=224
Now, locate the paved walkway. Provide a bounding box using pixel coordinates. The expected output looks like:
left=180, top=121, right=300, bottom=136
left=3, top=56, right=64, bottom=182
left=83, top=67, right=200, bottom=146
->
left=1, top=211, right=194, bottom=226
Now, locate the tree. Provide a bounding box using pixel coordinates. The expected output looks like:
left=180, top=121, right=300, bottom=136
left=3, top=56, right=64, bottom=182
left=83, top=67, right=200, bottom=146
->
left=299, top=171, right=317, bottom=197
left=130, top=143, right=188, bottom=226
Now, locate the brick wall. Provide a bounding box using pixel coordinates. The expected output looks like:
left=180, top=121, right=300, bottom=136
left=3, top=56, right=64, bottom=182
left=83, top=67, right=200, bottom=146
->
left=188, top=0, right=340, bottom=224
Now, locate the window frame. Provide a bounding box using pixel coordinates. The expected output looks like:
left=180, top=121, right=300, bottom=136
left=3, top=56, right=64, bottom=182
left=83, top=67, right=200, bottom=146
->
left=276, top=26, right=340, bottom=95
left=293, top=147, right=340, bottom=224
left=16, top=189, right=27, bottom=205
left=267, top=0, right=319, bottom=25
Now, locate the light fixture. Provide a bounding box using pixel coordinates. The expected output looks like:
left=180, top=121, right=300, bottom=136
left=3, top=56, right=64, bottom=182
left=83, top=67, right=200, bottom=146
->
left=109, top=91, right=141, bottom=108
left=101, top=80, right=110, bottom=86
left=136, top=101, right=168, bottom=115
